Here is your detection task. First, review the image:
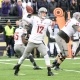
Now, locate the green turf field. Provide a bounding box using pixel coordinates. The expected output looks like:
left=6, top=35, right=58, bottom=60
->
left=0, top=56, right=80, bottom=80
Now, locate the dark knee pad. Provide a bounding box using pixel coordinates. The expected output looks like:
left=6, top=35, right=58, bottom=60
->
left=59, top=53, right=66, bottom=61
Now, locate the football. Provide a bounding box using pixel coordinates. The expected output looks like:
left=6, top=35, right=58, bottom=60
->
left=26, top=6, right=34, bottom=14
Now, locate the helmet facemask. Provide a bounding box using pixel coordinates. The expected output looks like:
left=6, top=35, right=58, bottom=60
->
left=38, top=7, right=48, bottom=19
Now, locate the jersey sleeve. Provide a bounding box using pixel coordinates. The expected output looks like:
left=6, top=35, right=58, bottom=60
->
left=21, top=33, right=29, bottom=40
left=22, top=14, right=33, bottom=24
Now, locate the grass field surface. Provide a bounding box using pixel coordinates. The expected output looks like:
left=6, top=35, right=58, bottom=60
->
left=0, top=56, right=80, bottom=80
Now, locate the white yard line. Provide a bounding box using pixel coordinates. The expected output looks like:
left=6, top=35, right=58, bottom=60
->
left=0, top=57, right=80, bottom=62
left=0, top=62, right=27, bottom=76
left=0, top=58, right=80, bottom=74
left=0, top=61, right=58, bottom=75
left=0, top=58, right=55, bottom=61
left=0, top=61, right=15, bottom=65
left=0, top=61, right=33, bottom=67
left=19, top=73, right=26, bottom=75
left=0, top=61, right=80, bottom=74
left=63, top=69, right=80, bottom=73
left=72, top=63, right=80, bottom=64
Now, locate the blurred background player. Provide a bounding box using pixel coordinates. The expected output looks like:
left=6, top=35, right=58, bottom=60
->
left=51, top=12, right=80, bottom=70
left=14, top=7, right=54, bottom=76
left=13, top=20, right=42, bottom=70
left=47, top=17, right=60, bottom=57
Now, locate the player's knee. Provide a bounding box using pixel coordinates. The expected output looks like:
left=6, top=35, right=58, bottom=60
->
left=58, top=53, right=66, bottom=61
left=59, top=56, right=65, bottom=61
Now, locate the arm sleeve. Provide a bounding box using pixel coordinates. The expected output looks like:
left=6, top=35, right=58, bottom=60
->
left=22, top=14, right=33, bottom=24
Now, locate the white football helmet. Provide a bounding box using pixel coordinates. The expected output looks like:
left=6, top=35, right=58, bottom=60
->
left=19, top=19, right=28, bottom=29
left=38, top=7, right=48, bottom=19
left=73, top=12, right=80, bottom=22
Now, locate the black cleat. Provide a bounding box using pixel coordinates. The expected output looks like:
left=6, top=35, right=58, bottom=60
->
left=14, top=64, right=20, bottom=76
left=51, top=64, right=56, bottom=68
left=48, top=71, right=54, bottom=76
left=14, top=68, right=19, bottom=76
left=33, top=66, right=42, bottom=70
left=72, top=55, right=76, bottom=58
left=13, top=65, right=17, bottom=70
left=53, top=66, right=62, bottom=71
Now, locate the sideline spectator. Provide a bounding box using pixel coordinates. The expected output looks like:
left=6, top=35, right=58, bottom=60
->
left=9, top=0, right=17, bottom=16
left=10, top=0, right=22, bottom=17
left=22, top=0, right=32, bottom=16
left=1, top=0, right=11, bottom=16
left=0, top=0, right=3, bottom=15
left=48, top=0, right=57, bottom=16
left=70, top=0, right=78, bottom=17
left=0, top=25, right=4, bottom=33
left=22, top=0, right=28, bottom=16
left=77, top=0, right=80, bottom=12
left=32, top=0, right=37, bottom=14
left=11, top=0, right=17, bottom=4
left=58, top=0, right=69, bottom=12
left=37, top=0, right=48, bottom=10
left=47, top=0, right=51, bottom=2
left=4, top=19, right=15, bottom=58
left=57, top=0, right=69, bottom=20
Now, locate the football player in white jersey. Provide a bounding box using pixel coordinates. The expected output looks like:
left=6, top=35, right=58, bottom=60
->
left=51, top=12, right=80, bottom=70
left=14, top=20, right=42, bottom=70
left=14, top=7, right=54, bottom=76
left=47, top=17, right=60, bottom=57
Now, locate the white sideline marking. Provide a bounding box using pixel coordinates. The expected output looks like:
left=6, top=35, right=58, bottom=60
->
left=0, top=62, right=34, bottom=67
left=19, top=73, right=26, bottom=75
left=63, top=69, right=80, bottom=73
left=0, top=58, right=55, bottom=61
left=0, top=62, right=26, bottom=75
left=0, top=62, right=15, bottom=65
left=72, top=57, right=80, bottom=59
left=0, top=57, right=80, bottom=62
left=72, top=63, right=80, bottom=64
left=1, top=58, right=80, bottom=74
left=0, top=60, right=12, bottom=61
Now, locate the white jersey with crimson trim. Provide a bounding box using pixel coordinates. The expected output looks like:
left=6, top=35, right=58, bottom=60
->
left=23, top=14, right=52, bottom=43
left=14, top=27, right=27, bottom=45
left=61, top=18, right=80, bottom=37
